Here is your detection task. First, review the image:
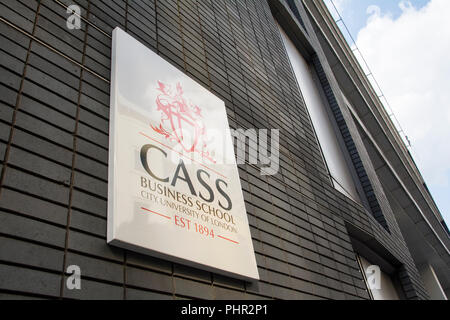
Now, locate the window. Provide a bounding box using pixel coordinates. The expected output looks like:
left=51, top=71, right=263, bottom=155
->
left=277, top=22, right=362, bottom=204
left=358, top=255, right=401, bottom=300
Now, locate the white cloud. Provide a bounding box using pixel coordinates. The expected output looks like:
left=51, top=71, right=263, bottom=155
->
left=355, top=0, right=450, bottom=192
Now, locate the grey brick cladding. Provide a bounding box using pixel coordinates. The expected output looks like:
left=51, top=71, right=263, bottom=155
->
left=0, top=0, right=426, bottom=299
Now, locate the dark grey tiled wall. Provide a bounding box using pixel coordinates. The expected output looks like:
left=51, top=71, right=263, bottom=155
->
left=0, top=0, right=423, bottom=300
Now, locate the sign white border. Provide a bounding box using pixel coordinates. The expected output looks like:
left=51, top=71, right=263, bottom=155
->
left=107, top=27, right=259, bottom=282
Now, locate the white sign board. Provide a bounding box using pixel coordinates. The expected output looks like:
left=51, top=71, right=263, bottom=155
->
left=107, top=27, right=259, bottom=281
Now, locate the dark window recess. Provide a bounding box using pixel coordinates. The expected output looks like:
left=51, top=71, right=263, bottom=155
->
left=286, top=0, right=308, bottom=32
left=440, top=220, right=450, bottom=236
left=311, top=54, right=390, bottom=232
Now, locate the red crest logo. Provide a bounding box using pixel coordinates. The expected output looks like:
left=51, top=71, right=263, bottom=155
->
left=151, top=81, right=215, bottom=163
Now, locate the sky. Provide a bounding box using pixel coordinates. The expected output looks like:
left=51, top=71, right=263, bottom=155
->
left=324, top=0, right=450, bottom=227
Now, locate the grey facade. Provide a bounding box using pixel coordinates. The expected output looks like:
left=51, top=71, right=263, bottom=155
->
left=0, top=0, right=448, bottom=300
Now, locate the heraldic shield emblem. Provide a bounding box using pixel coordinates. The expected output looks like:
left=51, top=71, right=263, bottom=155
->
left=151, top=81, right=216, bottom=163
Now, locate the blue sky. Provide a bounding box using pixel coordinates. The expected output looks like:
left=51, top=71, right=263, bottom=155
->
left=327, top=0, right=429, bottom=38
left=324, top=0, right=450, bottom=228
